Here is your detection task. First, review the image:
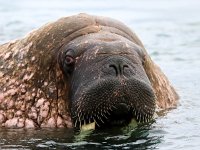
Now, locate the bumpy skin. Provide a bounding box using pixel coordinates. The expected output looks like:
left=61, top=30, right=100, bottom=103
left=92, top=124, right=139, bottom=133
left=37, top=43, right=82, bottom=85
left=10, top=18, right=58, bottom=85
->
left=0, top=14, right=178, bottom=128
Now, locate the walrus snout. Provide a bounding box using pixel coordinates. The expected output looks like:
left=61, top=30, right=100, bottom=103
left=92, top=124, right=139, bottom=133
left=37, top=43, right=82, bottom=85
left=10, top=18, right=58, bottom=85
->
left=70, top=77, right=156, bottom=129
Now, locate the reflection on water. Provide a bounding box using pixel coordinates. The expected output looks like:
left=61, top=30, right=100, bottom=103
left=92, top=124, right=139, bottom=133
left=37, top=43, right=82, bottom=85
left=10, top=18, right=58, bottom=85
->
left=0, top=121, right=162, bottom=149
left=0, top=0, right=200, bottom=149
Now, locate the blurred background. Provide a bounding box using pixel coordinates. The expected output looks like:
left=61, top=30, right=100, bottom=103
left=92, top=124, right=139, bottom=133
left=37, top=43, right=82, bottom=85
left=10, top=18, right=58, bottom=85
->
left=0, top=0, right=200, bottom=149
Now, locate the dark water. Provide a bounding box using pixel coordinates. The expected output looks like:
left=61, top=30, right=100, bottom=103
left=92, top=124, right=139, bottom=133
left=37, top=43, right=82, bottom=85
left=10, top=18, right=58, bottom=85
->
left=0, top=0, right=200, bottom=149
left=0, top=122, right=162, bottom=150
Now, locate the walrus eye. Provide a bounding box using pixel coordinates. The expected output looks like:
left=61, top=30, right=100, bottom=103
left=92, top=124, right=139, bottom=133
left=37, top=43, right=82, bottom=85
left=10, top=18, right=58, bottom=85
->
left=58, top=50, right=75, bottom=76
left=65, top=55, right=74, bottom=65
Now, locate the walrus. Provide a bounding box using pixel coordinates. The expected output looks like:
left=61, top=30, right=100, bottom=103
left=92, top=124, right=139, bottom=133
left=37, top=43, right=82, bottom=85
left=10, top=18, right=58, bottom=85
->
left=0, top=13, right=178, bottom=129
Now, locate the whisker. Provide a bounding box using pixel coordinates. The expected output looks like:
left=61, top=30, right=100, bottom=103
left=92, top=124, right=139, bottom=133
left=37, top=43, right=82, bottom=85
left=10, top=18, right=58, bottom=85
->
left=97, top=115, right=104, bottom=124
left=74, top=119, right=78, bottom=128
left=79, top=116, right=82, bottom=129
left=93, top=118, right=100, bottom=127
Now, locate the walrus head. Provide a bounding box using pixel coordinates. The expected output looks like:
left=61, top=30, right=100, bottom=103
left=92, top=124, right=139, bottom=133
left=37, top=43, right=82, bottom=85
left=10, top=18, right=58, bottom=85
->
left=59, top=32, right=156, bottom=129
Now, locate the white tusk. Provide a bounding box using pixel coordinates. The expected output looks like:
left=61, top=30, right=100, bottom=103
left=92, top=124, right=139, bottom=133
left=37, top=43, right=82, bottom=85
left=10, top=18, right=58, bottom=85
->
left=81, top=122, right=95, bottom=131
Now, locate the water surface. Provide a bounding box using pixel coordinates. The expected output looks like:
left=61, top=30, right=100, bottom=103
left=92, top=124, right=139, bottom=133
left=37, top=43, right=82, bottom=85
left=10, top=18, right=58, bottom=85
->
left=0, top=0, right=200, bottom=149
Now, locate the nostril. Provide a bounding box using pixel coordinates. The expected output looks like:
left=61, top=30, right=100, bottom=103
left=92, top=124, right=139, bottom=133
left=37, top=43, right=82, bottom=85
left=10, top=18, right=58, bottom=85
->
left=123, top=64, right=129, bottom=74
left=109, top=64, right=118, bottom=76
left=123, top=65, right=129, bottom=69
left=109, top=64, right=129, bottom=76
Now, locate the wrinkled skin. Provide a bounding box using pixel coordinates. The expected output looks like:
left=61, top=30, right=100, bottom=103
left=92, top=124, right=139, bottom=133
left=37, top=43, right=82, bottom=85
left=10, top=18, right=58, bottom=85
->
left=0, top=14, right=178, bottom=129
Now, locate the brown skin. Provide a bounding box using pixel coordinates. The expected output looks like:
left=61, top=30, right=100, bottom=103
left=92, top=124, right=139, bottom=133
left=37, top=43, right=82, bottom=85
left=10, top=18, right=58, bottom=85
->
left=0, top=13, right=178, bottom=128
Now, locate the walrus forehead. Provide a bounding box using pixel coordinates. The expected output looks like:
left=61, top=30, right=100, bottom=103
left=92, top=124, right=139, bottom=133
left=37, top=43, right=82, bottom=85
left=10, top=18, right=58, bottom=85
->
left=63, top=32, right=145, bottom=59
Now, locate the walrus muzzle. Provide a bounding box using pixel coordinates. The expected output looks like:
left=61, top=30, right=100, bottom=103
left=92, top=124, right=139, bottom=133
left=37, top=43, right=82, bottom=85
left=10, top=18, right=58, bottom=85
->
left=71, top=78, right=155, bottom=128
left=59, top=34, right=156, bottom=129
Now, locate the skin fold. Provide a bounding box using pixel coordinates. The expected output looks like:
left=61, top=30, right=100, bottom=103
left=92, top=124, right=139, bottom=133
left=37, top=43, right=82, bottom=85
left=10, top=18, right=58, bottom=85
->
left=0, top=14, right=178, bottom=129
